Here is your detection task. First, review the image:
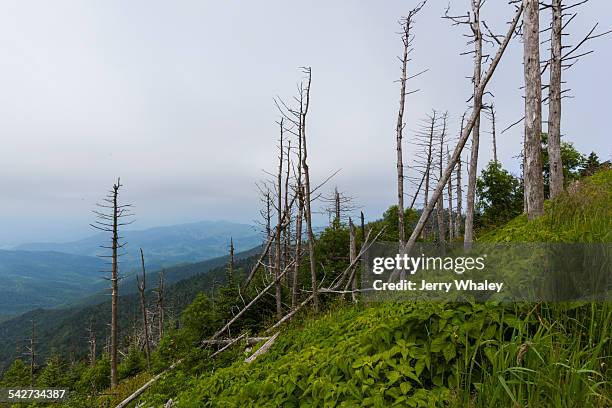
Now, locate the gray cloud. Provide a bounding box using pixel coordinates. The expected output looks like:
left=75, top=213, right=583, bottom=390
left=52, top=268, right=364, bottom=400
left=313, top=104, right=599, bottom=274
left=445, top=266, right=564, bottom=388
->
left=0, top=0, right=610, bottom=245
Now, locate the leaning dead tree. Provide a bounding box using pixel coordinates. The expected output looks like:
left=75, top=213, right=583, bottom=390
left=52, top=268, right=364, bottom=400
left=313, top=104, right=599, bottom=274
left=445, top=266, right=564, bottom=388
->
left=91, top=178, right=133, bottom=389
left=137, top=249, right=152, bottom=370
left=395, top=1, right=427, bottom=247
left=523, top=0, right=545, bottom=219
left=404, top=2, right=524, bottom=254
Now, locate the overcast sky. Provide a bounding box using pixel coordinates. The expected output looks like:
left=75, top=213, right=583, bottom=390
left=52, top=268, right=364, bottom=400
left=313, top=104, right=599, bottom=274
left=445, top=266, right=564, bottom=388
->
left=0, top=0, right=610, bottom=246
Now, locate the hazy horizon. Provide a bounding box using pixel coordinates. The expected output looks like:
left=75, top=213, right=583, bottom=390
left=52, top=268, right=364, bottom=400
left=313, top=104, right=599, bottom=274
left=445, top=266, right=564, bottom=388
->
left=1, top=1, right=610, bottom=246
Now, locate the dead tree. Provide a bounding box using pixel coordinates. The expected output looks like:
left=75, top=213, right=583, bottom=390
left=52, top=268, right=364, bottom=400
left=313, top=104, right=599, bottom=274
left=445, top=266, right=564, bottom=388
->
left=87, top=322, right=97, bottom=368
left=547, top=0, right=563, bottom=198
left=435, top=113, right=448, bottom=243
left=91, top=178, right=133, bottom=389
left=155, top=270, right=165, bottom=342
left=299, top=67, right=319, bottom=313
left=445, top=0, right=485, bottom=248
left=24, top=319, right=36, bottom=385
left=395, top=1, right=427, bottom=246
left=446, top=147, right=454, bottom=241
left=137, top=249, right=152, bottom=370
left=407, top=111, right=438, bottom=239
left=321, top=187, right=357, bottom=227
left=404, top=3, right=524, bottom=253
left=227, top=238, right=235, bottom=285
left=485, top=103, right=498, bottom=163
left=292, top=147, right=304, bottom=310
left=274, top=119, right=284, bottom=320
left=348, top=218, right=358, bottom=303
left=523, top=0, right=545, bottom=219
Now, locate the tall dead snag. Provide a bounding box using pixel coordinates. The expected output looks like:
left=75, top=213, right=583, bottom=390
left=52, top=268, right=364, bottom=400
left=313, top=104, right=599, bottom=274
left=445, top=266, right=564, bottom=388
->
left=87, top=322, right=96, bottom=368
left=547, top=0, right=563, bottom=198
left=138, top=249, right=152, bottom=370
left=348, top=218, right=358, bottom=303
left=156, top=270, right=165, bottom=342
left=274, top=119, right=284, bottom=320
left=25, top=319, right=36, bottom=385
left=455, top=154, right=463, bottom=239
left=292, top=137, right=304, bottom=309
left=91, top=178, right=132, bottom=388
left=486, top=104, right=498, bottom=163
left=299, top=67, right=319, bottom=313
left=523, top=0, right=545, bottom=219
left=445, top=0, right=483, bottom=248
left=446, top=147, right=454, bottom=241
left=395, top=1, right=427, bottom=246
left=405, top=3, right=523, bottom=253
left=435, top=113, right=448, bottom=243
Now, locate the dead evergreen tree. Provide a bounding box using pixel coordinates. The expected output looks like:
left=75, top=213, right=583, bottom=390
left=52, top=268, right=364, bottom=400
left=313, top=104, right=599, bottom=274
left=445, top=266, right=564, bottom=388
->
left=547, top=0, right=563, bottom=198
left=435, top=112, right=448, bottom=243
left=404, top=3, right=524, bottom=253
left=395, top=1, right=427, bottom=246
left=282, top=140, right=292, bottom=277
left=321, top=187, right=357, bottom=227
left=155, top=270, right=165, bottom=343
left=91, top=178, right=133, bottom=388
left=292, top=132, right=304, bottom=310
left=87, top=322, right=97, bottom=368
left=24, top=319, right=36, bottom=385
left=455, top=113, right=466, bottom=239
left=348, top=218, right=358, bottom=303
left=446, top=146, right=454, bottom=241
left=407, top=111, right=439, bottom=239
left=485, top=103, right=498, bottom=163
left=274, top=119, right=285, bottom=320
left=523, top=0, right=545, bottom=219
left=445, top=0, right=485, bottom=249
left=299, top=67, right=319, bottom=313
left=137, top=249, right=152, bottom=370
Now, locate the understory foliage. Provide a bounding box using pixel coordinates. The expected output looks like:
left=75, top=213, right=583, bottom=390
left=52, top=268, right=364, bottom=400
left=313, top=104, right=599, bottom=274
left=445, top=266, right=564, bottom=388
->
left=2, top=171, right=610, bottom=407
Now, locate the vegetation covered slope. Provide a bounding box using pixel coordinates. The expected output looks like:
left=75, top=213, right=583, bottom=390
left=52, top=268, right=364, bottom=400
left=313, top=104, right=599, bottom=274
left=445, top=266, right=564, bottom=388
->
left=139, top=170, right=611, bottom=407
left=0, top=248, right=258, bottom=372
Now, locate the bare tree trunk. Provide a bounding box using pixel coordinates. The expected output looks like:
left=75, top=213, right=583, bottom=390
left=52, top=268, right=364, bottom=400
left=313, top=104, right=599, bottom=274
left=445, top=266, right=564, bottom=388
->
left=436, top=114, right=447, bottom=243
left=87, top=323, right=96, bottom=368
left=404, top=4, right=523, bottom=254
left=422, top=111, right=436, bottom=240
left=300, top=68, right=318, bottom=313
left=275, top=120, right=284, bottom=320
left=455, top=154, right=463, bottom=239
left=292, top=186, right=303, bottom=309
left=446, top=147, right=454, bottom=241
left=283, top=141, right=292, bottom=279
left=395, top=18, right=410, bottom=246
left=156, top=270, right=165, bottom=342
left=27, top=319, right=36, bottom=385
left=490, top=105, right=498, bottom=163
left=138, top=249, right=152, bottom=371
left=348, top=218, right=357, bottom=303
left=523, top=0, right=545, bottom=219
left=464, top=0, right=483, bottom=249
left=548, top=0, right=564, bottom=198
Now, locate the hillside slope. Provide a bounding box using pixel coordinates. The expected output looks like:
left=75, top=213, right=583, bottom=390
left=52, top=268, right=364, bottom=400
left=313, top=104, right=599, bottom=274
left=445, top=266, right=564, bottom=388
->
left=0, top=248, right=259, bottom=372
left=0, top=250, right=105, bottom=316
left=140, top=170, right=611, bottom=407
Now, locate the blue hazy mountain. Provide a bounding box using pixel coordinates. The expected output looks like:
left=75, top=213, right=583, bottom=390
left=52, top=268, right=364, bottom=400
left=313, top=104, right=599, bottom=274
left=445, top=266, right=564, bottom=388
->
left=0, top=250, right=106, bottom=317
left=1, top=220, right=262, bottom=319
left=14, top=220, right=262, bottom=270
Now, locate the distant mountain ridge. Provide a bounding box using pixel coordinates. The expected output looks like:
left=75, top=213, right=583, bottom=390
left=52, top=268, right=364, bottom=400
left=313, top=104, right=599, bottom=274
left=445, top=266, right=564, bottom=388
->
left=0, top=250, right=105, bottom=316
left=15, top=220, right=262, bottom=270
